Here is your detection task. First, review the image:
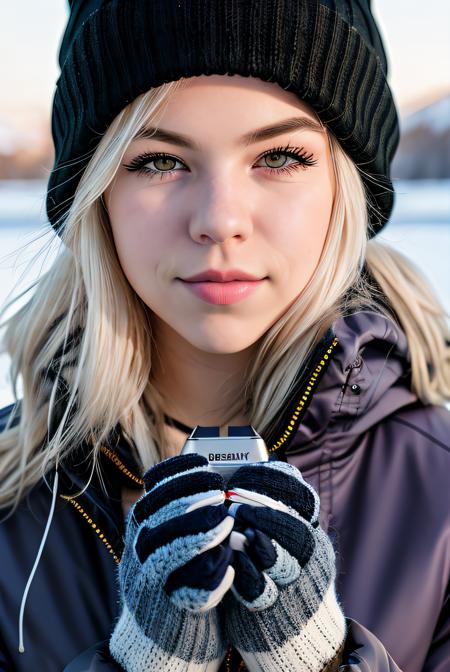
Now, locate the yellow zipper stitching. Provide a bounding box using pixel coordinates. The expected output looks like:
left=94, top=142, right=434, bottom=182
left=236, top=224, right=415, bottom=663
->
left=224, top=646, right=232, bottom=672
left=269, top=337, right=338, bottom=453
left=223, top=646, right=246, bottom=672
left=59, top=447, right=143, bottom=566
left=60, top=494, right=121, bottom=565
left=100, top=445, right=144, bottom=486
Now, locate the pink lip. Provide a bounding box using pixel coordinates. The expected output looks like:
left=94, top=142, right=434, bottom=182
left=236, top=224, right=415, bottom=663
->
left=179, top=279, right=265, bottom=305
left=183, top=269, right=263, bottom=283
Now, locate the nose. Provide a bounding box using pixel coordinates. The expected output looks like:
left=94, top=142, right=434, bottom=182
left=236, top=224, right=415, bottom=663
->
left=188, top=176, right=253, bottom=246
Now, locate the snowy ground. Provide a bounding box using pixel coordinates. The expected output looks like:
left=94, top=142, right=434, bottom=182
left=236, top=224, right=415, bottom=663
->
left=0, top=179, right=449, bottom=408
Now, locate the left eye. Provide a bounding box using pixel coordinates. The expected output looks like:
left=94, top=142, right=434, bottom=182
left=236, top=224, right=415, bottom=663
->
left=123, top=145, right=317, bottom=179
left=147, top=156, right=180, bottom=172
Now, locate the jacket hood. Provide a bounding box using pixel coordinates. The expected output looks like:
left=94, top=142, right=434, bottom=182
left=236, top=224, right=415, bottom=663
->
left=287, top=310, right=417, bottom=460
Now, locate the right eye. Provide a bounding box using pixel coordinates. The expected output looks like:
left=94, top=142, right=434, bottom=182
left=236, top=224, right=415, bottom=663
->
left=123, top=152, right=186, bottom=179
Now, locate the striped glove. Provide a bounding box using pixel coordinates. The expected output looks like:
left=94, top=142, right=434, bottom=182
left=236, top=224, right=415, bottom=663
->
left=224, top=461, right=346, bottom=672
left=109, top=454, right=235, bottom=672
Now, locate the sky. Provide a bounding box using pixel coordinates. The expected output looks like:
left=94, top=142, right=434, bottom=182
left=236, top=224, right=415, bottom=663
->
left=0, top=0, right=449, bottom=132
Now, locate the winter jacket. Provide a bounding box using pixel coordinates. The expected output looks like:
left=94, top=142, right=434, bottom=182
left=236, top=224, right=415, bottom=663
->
left=0, top=310, right=449, bottom=671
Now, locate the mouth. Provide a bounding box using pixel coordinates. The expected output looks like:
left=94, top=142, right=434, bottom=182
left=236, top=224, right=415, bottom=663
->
left=178, top=278, right=267, bottom=305
left=182, top=268, right=266, bottom=283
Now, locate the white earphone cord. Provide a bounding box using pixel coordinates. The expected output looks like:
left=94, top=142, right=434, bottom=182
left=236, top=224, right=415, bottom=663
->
left=18, top=467, right=59, bottom=654
left=18, top=357, right=69, bottom=653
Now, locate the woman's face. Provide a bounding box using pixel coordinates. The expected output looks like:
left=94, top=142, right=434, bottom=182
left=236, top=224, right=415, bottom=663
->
left=105, top=75, right=335, bottom=354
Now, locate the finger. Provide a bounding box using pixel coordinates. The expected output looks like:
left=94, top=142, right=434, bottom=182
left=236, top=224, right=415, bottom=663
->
left=244, top=528, right=277, bottom=571
left=201, top=512, right=234, bottom=552
left=264, top=540, right=301, bottom=586
left=198, top=564, right=235, bottom=610
left=171, top=564, right=235, bottom=612
left=233, top=550, right=266, bottom=603
left=165, top=542, right=233, bottom=595
left=135, top=505, right=231, bottom=563
left=229, top=531, right=247, bottom=552
left=227, top=462, right=319, bottom=523
left=234, top=504, right=315, bottom=566
left=232, top=551, right=278, bottom=611
left=134, top=470, right=224, bottom=525
left=229, top=526, right=276, bottom=566
left=233, top=524, right=300, bottom=587
left=186, top=492, right=224, bottom=512
left=226, top=487, right=291, bottom=514
left=143, top=453, right=209, bottom=492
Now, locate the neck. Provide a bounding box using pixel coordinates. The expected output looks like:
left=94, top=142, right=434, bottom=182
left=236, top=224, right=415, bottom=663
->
left=151, top=319, right=255, bottom=431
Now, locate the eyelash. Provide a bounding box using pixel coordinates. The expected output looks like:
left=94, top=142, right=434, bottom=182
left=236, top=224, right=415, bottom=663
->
left=122, top=144, right=317, bottom=180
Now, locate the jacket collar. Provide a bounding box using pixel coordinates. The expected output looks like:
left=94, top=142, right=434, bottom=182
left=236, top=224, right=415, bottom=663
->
left=286, top=310, right=416, bottom=462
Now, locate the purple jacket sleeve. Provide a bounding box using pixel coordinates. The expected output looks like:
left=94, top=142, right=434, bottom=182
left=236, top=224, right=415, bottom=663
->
left=340, top=619, right=401, bottom=671
left=422, top=586, right=450, bottom=672
left=343, top=605, right=450, bottom=672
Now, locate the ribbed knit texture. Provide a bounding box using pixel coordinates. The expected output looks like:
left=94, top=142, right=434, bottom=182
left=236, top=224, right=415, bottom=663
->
left=224, top=462, right=347, bottom=671
left=109, top=454, right=234, bottom=672
left=226, top=531, right=346, bottom=671
left=47, top=0, right=399, bottom=235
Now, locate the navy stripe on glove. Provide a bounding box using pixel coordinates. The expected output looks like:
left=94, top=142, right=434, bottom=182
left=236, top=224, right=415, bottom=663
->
left=224, top=461, right=346, bottom=672
left=110, top=454, right=234, bottom=672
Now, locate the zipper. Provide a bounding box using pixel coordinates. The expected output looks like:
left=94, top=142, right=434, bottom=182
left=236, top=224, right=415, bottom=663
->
left=99, top=446, right=144, bottom=486
left=59, top=447, right=145, bottom=565
left=224, top=647, right=233, bottom=672
left=60, top=494, right=121, bottom=565
left=223, top=645, right=247, bottom=672
left=269, top=337, right=338, bottom=453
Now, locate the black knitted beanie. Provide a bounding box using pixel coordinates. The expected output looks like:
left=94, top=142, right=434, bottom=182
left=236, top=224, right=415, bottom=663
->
left=47, top=0, right=399, bottom=236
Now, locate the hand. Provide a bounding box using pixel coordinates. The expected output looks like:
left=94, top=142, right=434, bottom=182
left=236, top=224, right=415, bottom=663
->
left=224, top=461, right=346, bottom=672
left=109, top=454, right=235, bottom=672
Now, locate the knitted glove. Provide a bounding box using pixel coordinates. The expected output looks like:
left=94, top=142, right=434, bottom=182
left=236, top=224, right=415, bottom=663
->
left=224, top=461, right=346, bottom=672
left=109, top=454, right=235, bottom=672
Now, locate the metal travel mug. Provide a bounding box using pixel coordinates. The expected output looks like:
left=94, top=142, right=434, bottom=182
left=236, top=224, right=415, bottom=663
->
left=181, top=425, right=269, bottom=482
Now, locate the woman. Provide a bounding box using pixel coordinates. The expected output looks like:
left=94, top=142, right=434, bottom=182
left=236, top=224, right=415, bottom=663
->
left=0, top=1, right=449, bottom=670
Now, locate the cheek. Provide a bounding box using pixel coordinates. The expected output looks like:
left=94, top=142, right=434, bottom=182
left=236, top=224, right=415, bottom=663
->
left=264, top=178, right=333, bottom=282
left=108, top=190, right=172, bottom=286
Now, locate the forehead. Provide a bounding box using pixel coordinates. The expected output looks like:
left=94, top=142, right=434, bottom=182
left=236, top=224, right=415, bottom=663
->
left=162, top=73, right=318, bottom=121
left=133, top=74, right=325, bottom=150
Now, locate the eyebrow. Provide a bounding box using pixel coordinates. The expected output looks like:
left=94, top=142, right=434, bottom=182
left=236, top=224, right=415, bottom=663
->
left=133, top=116, right=325, bottom=149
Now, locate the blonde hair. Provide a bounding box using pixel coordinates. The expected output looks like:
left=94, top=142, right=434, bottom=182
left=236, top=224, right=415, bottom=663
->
left=1, top=79, right=449, bottom=513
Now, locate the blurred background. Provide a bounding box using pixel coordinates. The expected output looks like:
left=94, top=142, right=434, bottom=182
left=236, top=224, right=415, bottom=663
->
left=0, top=1, right=449, bottom=407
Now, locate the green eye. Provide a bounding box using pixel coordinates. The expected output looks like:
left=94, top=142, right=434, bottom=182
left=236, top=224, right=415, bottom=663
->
left=123, top=144, right=317, bottom=180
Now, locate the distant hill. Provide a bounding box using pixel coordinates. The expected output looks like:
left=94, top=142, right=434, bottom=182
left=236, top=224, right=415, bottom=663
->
left=392, top=92, right=450, bottom=179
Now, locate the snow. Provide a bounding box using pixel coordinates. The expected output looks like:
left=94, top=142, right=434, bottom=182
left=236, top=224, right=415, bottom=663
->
left=0, top=180, right=49, bottom=219
left=390, top=179, right=450, bottom=222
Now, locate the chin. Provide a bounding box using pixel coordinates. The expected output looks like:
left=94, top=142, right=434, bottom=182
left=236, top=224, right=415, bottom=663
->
left=184, top=321, right=262, bottom=355
left=190, top=334, right=256, bottom=355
